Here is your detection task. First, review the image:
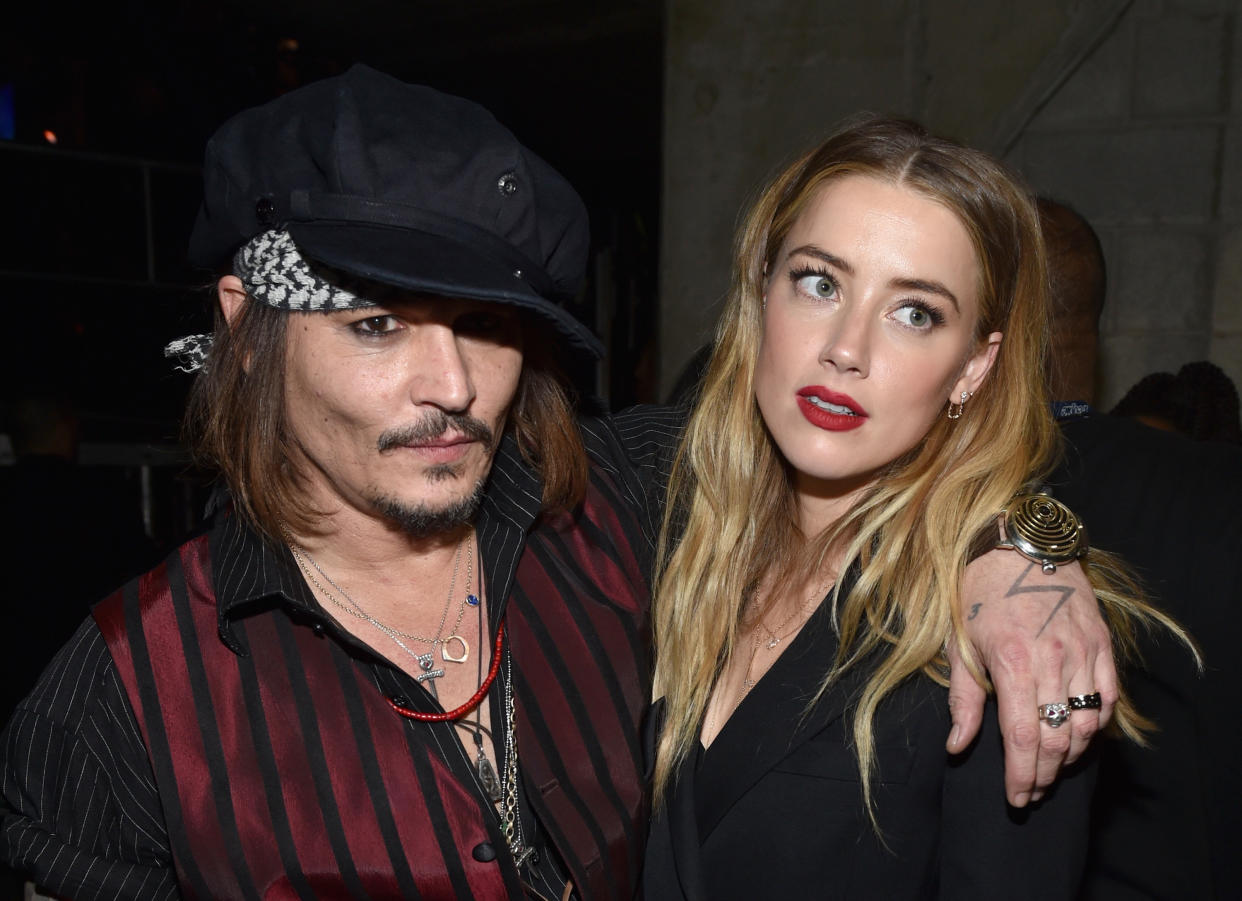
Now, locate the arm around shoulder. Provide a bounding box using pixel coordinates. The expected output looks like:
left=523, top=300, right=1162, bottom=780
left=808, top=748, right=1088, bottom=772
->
left=951, top=544, right=1113, bottom=806
left=581, top=405, right=687, bottom=538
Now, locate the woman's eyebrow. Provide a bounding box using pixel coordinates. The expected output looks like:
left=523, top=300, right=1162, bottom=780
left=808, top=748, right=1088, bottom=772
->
left=786, top=244, right=853, bottom=275
left=889, top=277, right=960, bottom=312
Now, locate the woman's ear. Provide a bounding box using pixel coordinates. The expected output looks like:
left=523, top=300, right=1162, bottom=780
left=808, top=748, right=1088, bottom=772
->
left=950, top=331, right=1003, bottom=402
left=217, top=275, right=247, bottom=329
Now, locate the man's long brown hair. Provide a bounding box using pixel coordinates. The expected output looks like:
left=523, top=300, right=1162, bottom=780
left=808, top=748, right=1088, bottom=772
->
left=185, top=295, right=589, bottom=543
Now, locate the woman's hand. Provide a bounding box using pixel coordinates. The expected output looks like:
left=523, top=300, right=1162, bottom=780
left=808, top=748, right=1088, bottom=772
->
left=946, top=550, right=1116, bottom=807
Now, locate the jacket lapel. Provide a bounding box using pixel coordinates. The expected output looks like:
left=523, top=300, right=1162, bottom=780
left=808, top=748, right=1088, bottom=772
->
left=644, top=700, right=707, bottom=901
left=692, top=597, right=866, bottom=841
left=667, top=751, right=709, bottom=901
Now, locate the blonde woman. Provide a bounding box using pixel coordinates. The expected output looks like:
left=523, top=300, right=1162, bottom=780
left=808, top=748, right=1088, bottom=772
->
left=644, top=118, right=1192, bottom=899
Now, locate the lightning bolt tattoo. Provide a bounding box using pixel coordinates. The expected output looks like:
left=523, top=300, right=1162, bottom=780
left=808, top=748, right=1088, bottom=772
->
left=1003, top=562, right=1077, bottom=637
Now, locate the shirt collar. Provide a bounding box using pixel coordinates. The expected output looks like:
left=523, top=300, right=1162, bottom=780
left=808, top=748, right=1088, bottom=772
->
left=476, top=432, right=544, bottom=532
left=209, top=512, right=320, bottom=653
left=209, top=434, right=545, bottom=652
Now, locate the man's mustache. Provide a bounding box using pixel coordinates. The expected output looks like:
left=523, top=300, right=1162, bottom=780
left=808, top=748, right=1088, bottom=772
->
left=376, top=411, right=495, bottom=452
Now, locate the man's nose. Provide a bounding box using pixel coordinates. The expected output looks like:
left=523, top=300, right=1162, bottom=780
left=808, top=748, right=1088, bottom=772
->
left=408, top=325, right=474, bottom=412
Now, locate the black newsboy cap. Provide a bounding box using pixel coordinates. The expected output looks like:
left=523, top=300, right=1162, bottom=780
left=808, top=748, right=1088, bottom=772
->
left=189, top=64, right=602, bottom=356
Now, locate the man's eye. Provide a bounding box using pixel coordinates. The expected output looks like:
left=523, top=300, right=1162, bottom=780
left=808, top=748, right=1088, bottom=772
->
left=352, top=315, right=400, bottom=335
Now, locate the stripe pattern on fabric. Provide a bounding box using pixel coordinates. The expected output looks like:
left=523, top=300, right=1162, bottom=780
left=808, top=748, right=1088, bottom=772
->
left=95, top=535, right=516, bottom=900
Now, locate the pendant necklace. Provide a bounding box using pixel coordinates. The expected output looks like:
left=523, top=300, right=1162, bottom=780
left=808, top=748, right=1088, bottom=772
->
left=455, top=549, right=502, bottom=802
left=738, top=581, right=825, bottom=695
left=288, top=529, right=478, bottom=685
left=288, top=529, right=520, bottom=856
left=706, top=579, right=830, bottom=740
left=387, top=625, right=505, bottom=722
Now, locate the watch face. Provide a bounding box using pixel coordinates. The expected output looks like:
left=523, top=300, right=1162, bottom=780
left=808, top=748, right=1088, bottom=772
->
left=1005, top=495, right=1085, bottom=562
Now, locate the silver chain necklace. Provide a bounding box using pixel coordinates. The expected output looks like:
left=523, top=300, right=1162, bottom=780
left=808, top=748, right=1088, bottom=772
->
left=286, top=529, right=528, bottom=864
left=287, top=530, right=477, bottom=682
left=498, top=649, right=533, bottom=867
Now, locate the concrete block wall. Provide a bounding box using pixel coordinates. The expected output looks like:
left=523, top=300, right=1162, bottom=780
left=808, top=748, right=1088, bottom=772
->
left=659, top=0, right=928, bottom=395
left=661, top=0, right=1242, bottom=410
left=1007, top=0, right=1241, bottom=406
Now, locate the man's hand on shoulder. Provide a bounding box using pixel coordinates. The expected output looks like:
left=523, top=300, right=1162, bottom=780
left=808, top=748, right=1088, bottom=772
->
left=946, top=550, right=1115, bottom=807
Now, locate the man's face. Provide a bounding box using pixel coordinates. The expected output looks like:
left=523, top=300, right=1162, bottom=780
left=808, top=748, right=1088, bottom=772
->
left=283, top=296, right=524, bottom=537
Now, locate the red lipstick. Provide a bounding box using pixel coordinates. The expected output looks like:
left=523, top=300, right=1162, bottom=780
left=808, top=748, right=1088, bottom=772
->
left=796, top=387, right=867, bottom=432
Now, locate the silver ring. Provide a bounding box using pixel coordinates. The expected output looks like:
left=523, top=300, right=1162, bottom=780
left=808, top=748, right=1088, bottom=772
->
left=1067, top=692, right=1102, bottom=710
left=1038, top=702, right=1071, bottom=728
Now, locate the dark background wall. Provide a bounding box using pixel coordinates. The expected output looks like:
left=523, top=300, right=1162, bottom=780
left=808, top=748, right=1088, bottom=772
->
left=660, top=0, right=1242, bottom=403
left=0, top=0, right=664, bottom=453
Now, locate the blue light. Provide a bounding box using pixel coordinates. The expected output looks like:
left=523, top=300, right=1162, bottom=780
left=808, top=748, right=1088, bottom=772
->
left=0, top=84, right=14, bottom=141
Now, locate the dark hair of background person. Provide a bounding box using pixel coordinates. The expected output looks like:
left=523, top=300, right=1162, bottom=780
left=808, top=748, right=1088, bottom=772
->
left=1111, top=360, right=1242, bottom=444
left=1037, top=197, right=1106, bottom=405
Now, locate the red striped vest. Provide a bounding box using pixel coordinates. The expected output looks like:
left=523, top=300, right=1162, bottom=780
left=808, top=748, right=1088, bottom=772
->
left=94, top=491, right=649, bottom=900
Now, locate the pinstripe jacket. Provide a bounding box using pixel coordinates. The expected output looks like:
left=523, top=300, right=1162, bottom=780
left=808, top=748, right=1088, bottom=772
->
left=0, top=409, right=681, bottom=900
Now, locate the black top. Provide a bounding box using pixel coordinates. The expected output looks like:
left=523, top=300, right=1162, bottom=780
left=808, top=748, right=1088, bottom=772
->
left=1052, top=414, right=1242, bottom=900
left=645, top=581, right=1097, bottom=900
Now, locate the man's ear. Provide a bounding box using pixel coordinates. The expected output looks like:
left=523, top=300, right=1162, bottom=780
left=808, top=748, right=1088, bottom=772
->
left=217, top=275, right=248, bottom=329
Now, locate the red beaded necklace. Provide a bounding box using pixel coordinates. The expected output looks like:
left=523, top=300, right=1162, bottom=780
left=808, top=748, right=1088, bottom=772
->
left=387, top=623, right=505, bottom=722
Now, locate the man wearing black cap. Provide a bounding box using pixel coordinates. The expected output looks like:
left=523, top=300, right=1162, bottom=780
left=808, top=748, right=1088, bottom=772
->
left=0, top=66, right=1113, bottom=900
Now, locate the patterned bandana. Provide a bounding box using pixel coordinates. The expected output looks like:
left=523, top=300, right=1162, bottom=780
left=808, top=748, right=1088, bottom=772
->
left=165, top=230, right=375, bottom=373
left=234, top=229, right=375, bottom=311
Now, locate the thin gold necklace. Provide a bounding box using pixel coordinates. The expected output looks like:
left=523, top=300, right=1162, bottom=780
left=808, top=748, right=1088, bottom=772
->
left=740, top=582, right=826, bottom=692
left=705, top=579, right=830, bottom=741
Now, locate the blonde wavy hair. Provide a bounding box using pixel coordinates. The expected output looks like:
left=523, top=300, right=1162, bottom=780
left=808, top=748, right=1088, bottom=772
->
left=651, top=116, right=1195, bottom=818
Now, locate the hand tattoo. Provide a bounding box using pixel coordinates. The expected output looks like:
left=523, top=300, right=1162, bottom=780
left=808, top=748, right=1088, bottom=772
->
left=968, top=603, right=982, bottom=620
left=1004, top=562, right=1076, bottom=638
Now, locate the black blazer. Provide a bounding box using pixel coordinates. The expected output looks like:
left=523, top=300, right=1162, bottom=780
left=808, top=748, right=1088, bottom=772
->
left=1053, top=415, right=1242, bottom=900
left=643, top=599, right=1096, bottom=900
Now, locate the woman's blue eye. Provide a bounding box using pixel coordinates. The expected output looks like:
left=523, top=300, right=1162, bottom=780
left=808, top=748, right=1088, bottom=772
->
left=893, top=304, right=942, bottom=329
left=794, top=273, right=838, bottom=299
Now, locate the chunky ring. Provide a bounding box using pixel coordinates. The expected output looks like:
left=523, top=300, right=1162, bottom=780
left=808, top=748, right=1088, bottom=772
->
left=1038, top=702, right=1071, bottom=728
left=1067, top=692, right=1102, bottom=710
